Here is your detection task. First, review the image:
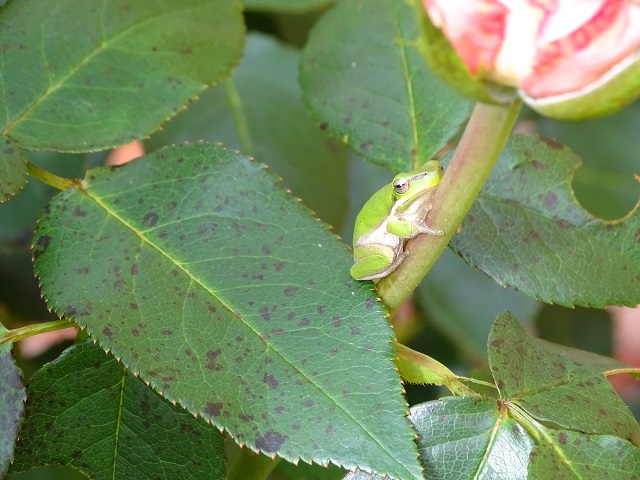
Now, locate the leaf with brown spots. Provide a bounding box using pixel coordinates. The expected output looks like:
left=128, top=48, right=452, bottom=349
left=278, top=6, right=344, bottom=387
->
left=450, top=134, right=640, bottom=307
left=0, top=324, right=26, bottom=477
left=0, top=0, right=243, bottom=151
left=299, top=0, right=472, bottom=173
left=33, top=143, right=421, bottom=480
left=489, top=312, right=640, bottom=449
left=0, top=138, right=28, bottom=202
left=528, top=430, right=640, bottom=479
left=10, top=341, right=225, bottom=480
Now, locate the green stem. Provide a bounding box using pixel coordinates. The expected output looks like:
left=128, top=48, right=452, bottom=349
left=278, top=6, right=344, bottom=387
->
left=226, top=447, right=281, bottom=480
left=0, top=319, right=76, bottom=345
left=224, top=79, right=252, bottom=154
left=377, top=101, right=522, bottom=311
left=27, top=162, right=80, bottom=191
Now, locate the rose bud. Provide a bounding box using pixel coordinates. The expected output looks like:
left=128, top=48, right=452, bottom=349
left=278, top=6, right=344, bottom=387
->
left=421, top=0, right=640, bottom=119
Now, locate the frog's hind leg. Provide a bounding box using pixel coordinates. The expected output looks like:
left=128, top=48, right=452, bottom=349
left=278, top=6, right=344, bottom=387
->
left=350, top=244, right=405, bottom=281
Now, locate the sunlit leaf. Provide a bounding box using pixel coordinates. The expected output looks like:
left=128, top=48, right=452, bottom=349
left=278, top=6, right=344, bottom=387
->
left=344, top=397, right=534, bottom=480
left=33, top=143, right=422, bottom=480
left=528, top=429, right=640, bottom=479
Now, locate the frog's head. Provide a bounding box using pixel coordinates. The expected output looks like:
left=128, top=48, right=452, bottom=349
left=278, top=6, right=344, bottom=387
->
left=391, top=160, right=443, bottom=207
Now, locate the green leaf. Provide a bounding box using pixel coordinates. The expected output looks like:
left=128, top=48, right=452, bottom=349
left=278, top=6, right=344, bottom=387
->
left=538, top=104, right=640, bottom=220
left=244, top=0, right=332, bottom=13
left=489, top=312, right=640, bottom=444
left=528, top=430, right=640, bottom=479
left=0, top=138, right=27, bottom=202
left=33, top=143, right=422, bottom=480
left=345, top=397, right=534, bottom=480
left=417, top=248, right=540, bottom=362
left=11, top=341, right=225, bottom=480
left=146, top=33, right=349, bottom=229
left=0, top=325, right=26, bottom=478
left=0, top=0, right=244, bottom=151
left=450, top=134, right=640, bottom=307
left=299, top=0, right=472, bottom=172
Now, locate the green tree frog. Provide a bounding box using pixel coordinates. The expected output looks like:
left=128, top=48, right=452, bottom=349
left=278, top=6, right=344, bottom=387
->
left=350, top=160, right=444, bottom=281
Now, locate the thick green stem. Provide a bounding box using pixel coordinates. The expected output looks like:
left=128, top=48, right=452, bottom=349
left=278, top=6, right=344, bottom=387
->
left=0, top=319, right=76, bottom=345
left=27, top=162, right=80, bottom=191
left=377, top=101, right=522, bottom=311
left=226, top=447, right=281, bottom=480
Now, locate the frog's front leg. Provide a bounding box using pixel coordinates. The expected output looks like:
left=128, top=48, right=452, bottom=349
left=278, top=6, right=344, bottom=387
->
left=387, top=216, right=443, bottom=238
left=350, top=244, right=405, bottom=281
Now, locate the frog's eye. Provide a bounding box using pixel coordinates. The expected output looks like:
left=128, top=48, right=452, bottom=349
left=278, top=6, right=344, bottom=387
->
left=393, top=178, right=409, bottom=194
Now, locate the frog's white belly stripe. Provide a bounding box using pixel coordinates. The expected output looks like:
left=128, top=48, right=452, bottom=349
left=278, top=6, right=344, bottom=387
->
left=354, top=217, right=403, bottom=249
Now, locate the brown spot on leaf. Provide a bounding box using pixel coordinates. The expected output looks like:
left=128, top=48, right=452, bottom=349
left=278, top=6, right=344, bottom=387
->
left=263, top=374, right=279, bottom=389
left=262, top=245, right=272, bottom=255
left=540, top=136, right=563, bottom=150
left=140, top=397, right=151, bottom=414
left=544, top=192, right=558, bottom=210
left=255, top=430, right=287, bottom=453
left=284, top=287, right=297, bottom=297
left=558, top=432, right=568, bottom=444
left=204, top=402, right=223, bottom=417
left=73, top=206, right=87, bottom=217
left=33, top=235, right=51, bottom=259
left=531, top=159, right=545, bottom=170
left=231, top=413, right=253, bottom=427
left=142, top=212, right=159, bottom=227
left=206, top=349, right=223, bottom=371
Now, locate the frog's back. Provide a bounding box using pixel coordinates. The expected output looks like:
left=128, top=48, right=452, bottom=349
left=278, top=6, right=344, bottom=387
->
left=352, top=185, right=394, bottom=243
